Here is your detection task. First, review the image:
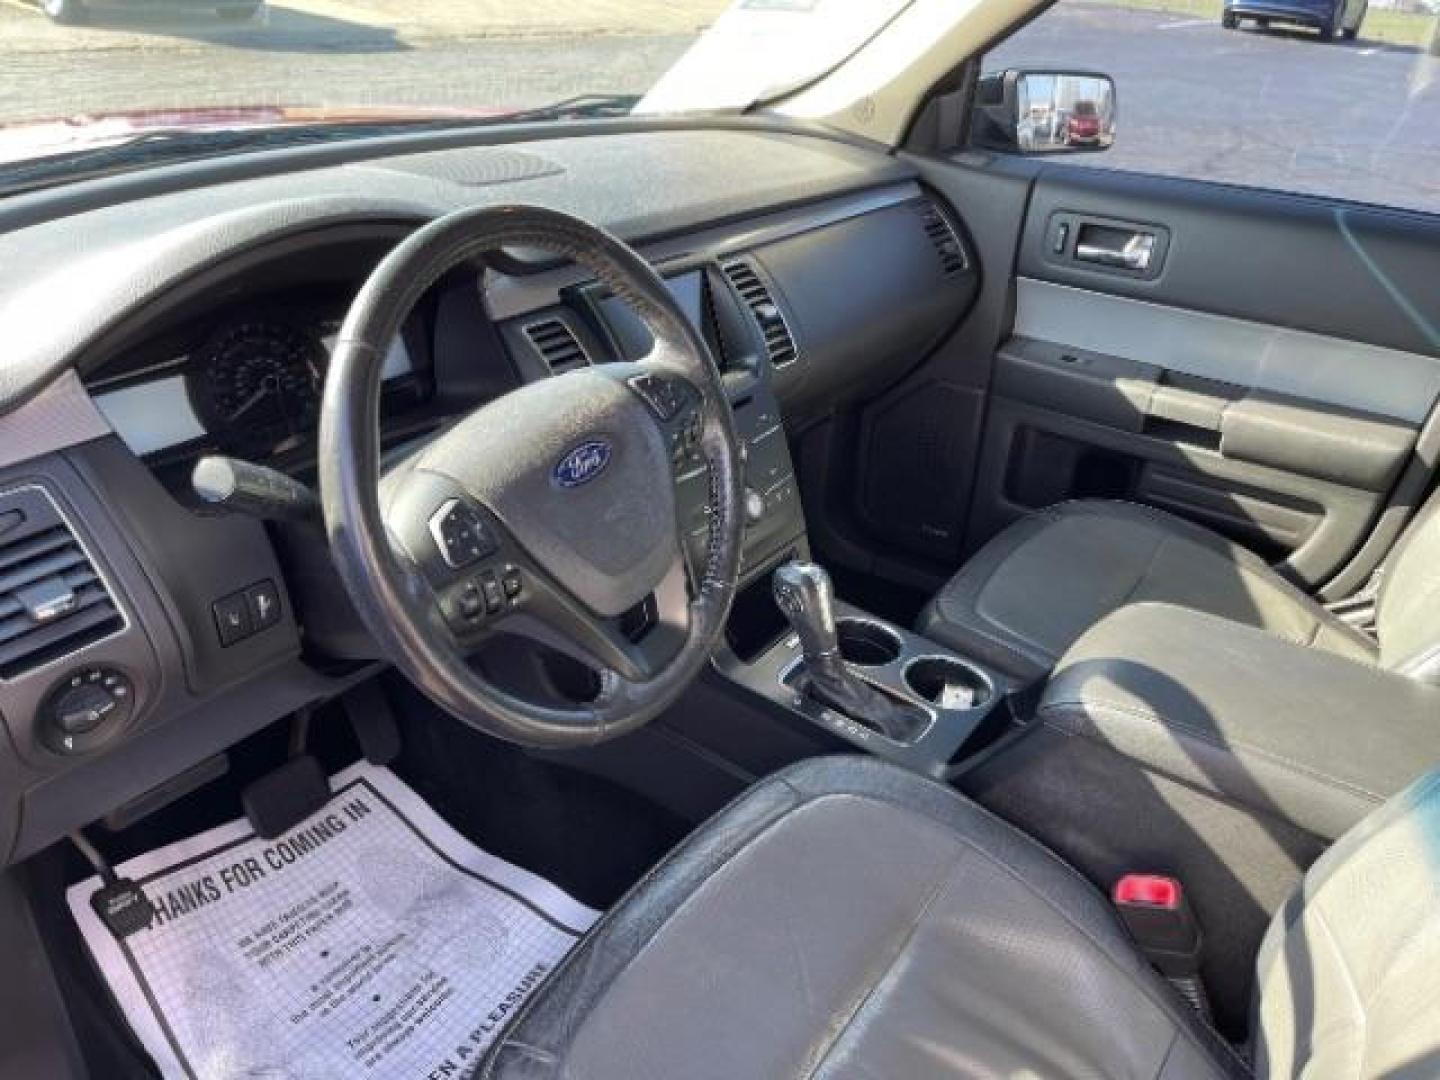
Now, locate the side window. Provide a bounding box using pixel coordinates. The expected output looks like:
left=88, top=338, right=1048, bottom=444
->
left=980, top=0, right=1440, bottom=214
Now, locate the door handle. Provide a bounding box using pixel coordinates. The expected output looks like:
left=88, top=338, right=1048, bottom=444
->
left=1075, top=231, right=1156, bottom=271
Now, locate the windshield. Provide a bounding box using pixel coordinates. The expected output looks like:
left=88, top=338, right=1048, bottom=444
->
left=0, top=0, right=912, bottom=172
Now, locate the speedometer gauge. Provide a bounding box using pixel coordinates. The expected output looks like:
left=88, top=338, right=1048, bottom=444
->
left=189, top=321, right=324, bottom=458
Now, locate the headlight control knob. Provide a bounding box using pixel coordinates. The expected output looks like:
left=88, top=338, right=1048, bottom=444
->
left=41, top=667, right=134, bottom=755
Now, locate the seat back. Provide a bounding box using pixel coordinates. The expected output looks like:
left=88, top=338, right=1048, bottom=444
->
left=1253, top=770, right=1440, bottom=1078
left=1377, top=493, right=1440, bottom=682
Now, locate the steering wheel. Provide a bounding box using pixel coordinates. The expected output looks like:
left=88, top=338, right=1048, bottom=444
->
left=318, top=206, right=744, bottom=748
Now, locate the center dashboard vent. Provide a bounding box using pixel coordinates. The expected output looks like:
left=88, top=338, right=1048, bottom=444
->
left=523, top=318, right=590, bottom=375
left=915, top=200, right=967, bottom=278
left=721, top=260, right=797, bottom=368
left=0, top=489, right=122, bottom=679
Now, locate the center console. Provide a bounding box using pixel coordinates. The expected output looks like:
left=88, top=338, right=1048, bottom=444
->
left=565, top=248, right=1015, bottom=781
left=676, top=381, right=802, bottom=587
left=561, top=258, right=809, bottom=589
left=714, top=573, right=1018, bottom=780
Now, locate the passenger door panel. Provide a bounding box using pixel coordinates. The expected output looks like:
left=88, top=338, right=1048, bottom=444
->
left=961, top=166, right=1440, bottom=587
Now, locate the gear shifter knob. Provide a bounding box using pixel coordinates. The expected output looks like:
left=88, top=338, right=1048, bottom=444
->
left=772, top=560, right=926, bottom=743
left=772, top=561, right=840, bottom=661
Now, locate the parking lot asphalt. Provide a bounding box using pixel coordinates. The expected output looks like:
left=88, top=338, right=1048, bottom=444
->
left=0, top=0, right=1437, bottom=214
left=992, top=3, right=1440, bottom=212
left=0, top=0, right=722, bottom=122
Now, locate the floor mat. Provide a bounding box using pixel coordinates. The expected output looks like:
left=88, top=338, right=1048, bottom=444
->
left=66, top=760, right=598, bottom=1080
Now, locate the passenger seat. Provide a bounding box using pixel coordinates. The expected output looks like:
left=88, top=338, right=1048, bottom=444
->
left=918, top=497, right=1440, bottom=684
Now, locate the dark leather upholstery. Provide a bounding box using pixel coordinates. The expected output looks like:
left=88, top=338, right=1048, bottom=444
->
left=918, top=500, right=1377, bottom=683
left=480, top=755, right=1246, bottom=1080
left=1039, top=602, right=1440, bottom=840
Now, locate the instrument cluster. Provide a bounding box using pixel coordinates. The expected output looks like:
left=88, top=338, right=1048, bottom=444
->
left=90, top=300, right=422, bottom=464
left=188, top=319, right=328, bottom=459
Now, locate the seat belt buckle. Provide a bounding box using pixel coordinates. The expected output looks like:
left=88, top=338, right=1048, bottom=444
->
left=1113, top=873, right=1210, bottom=1019
left=1112, top=873, right=1201, bottom=975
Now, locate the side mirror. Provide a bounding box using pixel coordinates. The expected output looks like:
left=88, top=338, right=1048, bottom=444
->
left=971, top=70, right=1116, bottom=154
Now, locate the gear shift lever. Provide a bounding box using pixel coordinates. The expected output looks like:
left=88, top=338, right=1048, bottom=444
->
left=772, top=561, right=842, bottom=662
left=772, top=561, right=924, bottom=742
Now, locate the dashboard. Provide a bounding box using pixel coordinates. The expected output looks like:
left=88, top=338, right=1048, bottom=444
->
left=0, top=124, right=978, bottom=868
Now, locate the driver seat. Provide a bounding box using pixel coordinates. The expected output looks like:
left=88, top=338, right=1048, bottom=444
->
left=480, top=756, right=1440, bottom=1078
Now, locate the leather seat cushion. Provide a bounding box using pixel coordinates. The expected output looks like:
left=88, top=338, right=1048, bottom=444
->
left=918, top=500, right=1377, bottom=682
left=479, top=755, right=1245, bottom=1080
left=1038, top=602, right=1440, bottom=840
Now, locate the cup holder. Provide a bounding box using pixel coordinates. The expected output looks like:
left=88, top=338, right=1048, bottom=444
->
left=835, top=618, right=903, bottom=666
left=903, top=656, right=993, bottom=711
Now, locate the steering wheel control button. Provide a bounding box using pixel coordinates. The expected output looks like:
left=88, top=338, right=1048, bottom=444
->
left=42, top=666, right=135, bottom=754
left=457, top=583, right=484, bottom=622
left=213, top=593, right=252, bottom=646
left=628, top=373, right=688, bottom=421
left=501, top=567, right=523, bottom=600
left=480, top=572, right=504, bottom=614
left=245, top=579, right=282, bottom=632
left=429, top=499, right=497, bottom=570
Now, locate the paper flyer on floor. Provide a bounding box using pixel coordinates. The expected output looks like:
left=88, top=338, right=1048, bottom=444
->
left=66, top=760, right=599, bottom=1080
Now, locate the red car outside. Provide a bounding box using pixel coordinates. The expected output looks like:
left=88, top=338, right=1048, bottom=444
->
left=1067, top=100, right=1102, bottom=145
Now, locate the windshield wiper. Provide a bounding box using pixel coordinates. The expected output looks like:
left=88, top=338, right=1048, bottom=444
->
left=488, top=94, right=642, bottom=124
left=0, top=96, right=645, bottom=198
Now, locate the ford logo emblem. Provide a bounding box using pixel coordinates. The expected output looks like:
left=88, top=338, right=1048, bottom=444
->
left=553, top=440, right=612, bottom=488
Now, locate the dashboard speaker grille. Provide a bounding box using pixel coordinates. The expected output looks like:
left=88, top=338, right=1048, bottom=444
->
left=523, top=318, right=590, bottom=374
left=0, top=490, right=122, bottom=679
left=721, top=260, right=797, bottom=368
left=915, top=200, right=967, bottom=277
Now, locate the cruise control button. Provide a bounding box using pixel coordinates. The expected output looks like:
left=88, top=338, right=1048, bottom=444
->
left=480, top=572, right=504, bottom=614
left=457, top=583, right=484, bottom=621
left=501, top=568, right=522, bottom=600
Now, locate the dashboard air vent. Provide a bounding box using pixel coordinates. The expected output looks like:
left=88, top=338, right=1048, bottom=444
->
left=721, top=260, right=797, bottom=368
left=916, top=200, right=966, bottom=277
left=0, top=494, right=122, bottom=679
left=523, top=318, right=590, bottom=375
